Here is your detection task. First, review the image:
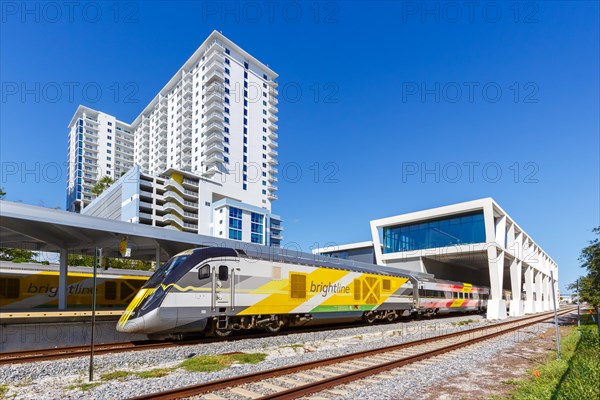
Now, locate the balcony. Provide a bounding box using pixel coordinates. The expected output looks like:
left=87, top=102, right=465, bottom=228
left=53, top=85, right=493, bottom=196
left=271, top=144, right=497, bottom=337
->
left=268, top=140, right=278, bottom=148
left=158, top=117, right=168, bottom=128
left=203, top=83, right=224, bottom=97
left=205, top=59, right=224, bottom=76
left=205, top=142, right=224, bottom=155
left=164, top=190, right=185, bottom=204
left=267, top=158, right=278, bottom=165
left=268, top=184, right=278, bottom=191
left=163, top=201, right=185, bottom=216
left=205, top=90, right=222, bottom=105
left=205, top=101, right=224, bottom=114
left=202, top=163, right=219, bottom=177
left=205, top=152, right=223, bottom=164
left=268, top=148, right=278, bottom=157
left=268, top=122, right=278, bottom=131
left=182, top=77, right=192, bottom=90
left=183, top=106, right=192, bottom=116
left=164, top=213, right=184, bottom=228
left=182, top=178, right=198, bottom=187
left=183, top=211, right=198, bottom=220
left=268, top=175, right=278, bottom=183
left=206, top=49, right=224, bottom=65
left=267, top=192, right=278, bottom=200
left=206, top=69, right=224, bottom=84
left=268, top=113, right=278, bottom=122
left=205, top=131, right=224, bottom=145
left=269, top=95, right=279, bottom=105
left=205, top=111, right=223, bottom=124
left=271, top=232, right=283, bottom=240
left=183, top=200, right=199, bottom=209
left=182, top=151, right=192, bottom=163
left=183, top=96, right=192, bottom=107
left=268, top=104, right=278, bottom=114
left=164, top=179, right=185, bottom=193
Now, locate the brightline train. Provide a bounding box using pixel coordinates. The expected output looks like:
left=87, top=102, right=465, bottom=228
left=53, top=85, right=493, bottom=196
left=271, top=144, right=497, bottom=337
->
left=117, top=247, right=492, bottom=339
left=0, top=262, right=151, bottom=310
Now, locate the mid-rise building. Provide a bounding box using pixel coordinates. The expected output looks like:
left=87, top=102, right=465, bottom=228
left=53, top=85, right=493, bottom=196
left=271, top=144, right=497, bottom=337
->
left=67, top=31, right=282, bottom=245
left=315, top=198, right=558, bottom=320
left=66, top=106, right=135, bottom=212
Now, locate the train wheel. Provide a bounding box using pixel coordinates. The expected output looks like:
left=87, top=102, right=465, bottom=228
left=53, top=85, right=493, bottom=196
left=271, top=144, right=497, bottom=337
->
left=264, top=317, right=285, bottom=333
left=386, top=311, right=398, bottom=322
left=363, top=311, right=376, bottom=324
left=214, top=328, right=232, bottom=337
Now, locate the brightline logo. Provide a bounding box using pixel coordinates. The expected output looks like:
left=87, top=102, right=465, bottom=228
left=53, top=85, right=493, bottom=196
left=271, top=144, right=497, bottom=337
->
left=310, top=281, right=350, bottom=297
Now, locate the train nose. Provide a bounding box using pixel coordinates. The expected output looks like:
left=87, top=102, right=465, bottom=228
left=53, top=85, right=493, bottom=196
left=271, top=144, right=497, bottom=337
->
left=116, top=316, right=145, bottom=333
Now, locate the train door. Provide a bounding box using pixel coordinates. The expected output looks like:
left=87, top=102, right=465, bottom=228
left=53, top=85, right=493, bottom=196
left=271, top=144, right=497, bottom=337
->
left=211, top=262, right=237, bottom=311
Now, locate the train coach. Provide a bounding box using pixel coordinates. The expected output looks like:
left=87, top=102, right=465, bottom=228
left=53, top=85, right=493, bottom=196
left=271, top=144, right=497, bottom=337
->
left=117, top=247, right=490, bottom=339
left=0, top=261, right=151, bottom=310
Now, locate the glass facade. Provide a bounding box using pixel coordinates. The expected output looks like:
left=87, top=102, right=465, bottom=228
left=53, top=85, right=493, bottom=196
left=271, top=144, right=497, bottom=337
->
left=251, top=213, right=264, bottom=244
left=228, top=207, right=242, bottom=240
left=383, top=211, right=485, bottom=253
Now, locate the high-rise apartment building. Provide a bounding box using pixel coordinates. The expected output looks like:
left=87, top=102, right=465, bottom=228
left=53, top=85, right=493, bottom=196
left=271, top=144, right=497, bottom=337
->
left=66, top=107, right=135, bottom=212
left=66, top=31, right=282, bottom=245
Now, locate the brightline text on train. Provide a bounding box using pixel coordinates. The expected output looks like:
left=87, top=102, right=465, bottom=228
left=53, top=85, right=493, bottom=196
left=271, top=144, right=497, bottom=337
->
left=309, top=281, right=350, bottom=297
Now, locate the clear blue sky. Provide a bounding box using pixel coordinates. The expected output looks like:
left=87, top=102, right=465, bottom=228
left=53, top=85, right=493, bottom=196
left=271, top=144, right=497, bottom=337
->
left=1, top=1, right=598, bottom=293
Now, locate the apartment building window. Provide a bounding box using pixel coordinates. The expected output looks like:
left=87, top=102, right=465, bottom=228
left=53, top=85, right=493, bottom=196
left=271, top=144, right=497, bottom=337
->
left=224, top=156, right=229, bottom=163
left=225, top=58, right=230, bottom=65
left=251, top=213, right=264, bottom=244
left=244, top=62, right=249, bottom=69
left=228, top=207, right=242, bottom=241
left=225, top=67, right=230, bottom=75
left=224, top=117, right=230, bottom=124
left=108, top=122, right=113, bottom=126
left=243, top=174, right=247, bottom=181
left=263, top=136, right=267, bottom=141
left=243, top=183, right=247, bottom=190
left=225, top=97, right=230, bottom=104
left=243, top=137, right=247, bottom=144
left=262, top=189, right=266, bottom=195
left=225, top=48, right=230, bottom=55
left=263, top=127, right=267, bottom=133
left=244, top=72, right=248, bottom=79
left=224, top=107, right=230, bottom=114
left=107, top=135, right=112, bottom=140
left=224, top=137, right=229, bottom=143
left=263, top=74, right=268, bottom=80
left=224, top=147, right=229, bottom=153
left=224, top=78, right=230, bottom=84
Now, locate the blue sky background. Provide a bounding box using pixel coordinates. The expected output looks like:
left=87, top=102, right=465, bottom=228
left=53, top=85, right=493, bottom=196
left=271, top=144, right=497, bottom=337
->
left=1, top=1, right=598, bottom=293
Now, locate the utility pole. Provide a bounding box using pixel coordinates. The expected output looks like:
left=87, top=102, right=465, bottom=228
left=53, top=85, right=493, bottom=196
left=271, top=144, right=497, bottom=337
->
left=550, top=270, right=561, bottom=359
left=89, top=248, right=101, bottom=381
left=577, top=277, right=581, bottom=330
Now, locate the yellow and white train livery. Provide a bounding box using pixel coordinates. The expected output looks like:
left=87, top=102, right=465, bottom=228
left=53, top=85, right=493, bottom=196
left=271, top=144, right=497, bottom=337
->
left=117, top=247, right=489, bottom=338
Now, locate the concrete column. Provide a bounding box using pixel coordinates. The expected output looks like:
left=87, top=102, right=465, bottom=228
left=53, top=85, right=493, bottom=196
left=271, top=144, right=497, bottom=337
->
left=58, top=248, right=68, bottom=310
left=543, top=274, right=551, bottom=311
left=509, top=259, right=523, bottom=316
left=155, top=245, right=161, bottom=268
left=524, top=265, right=535, bottom=313
left=534, top=271, right=543, bottom=312
left=486, top=246, right=507, bottom=319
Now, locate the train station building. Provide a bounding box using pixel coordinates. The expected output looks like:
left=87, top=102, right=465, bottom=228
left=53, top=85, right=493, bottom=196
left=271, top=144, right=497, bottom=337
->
left=315, top=198, right=558, bottom=320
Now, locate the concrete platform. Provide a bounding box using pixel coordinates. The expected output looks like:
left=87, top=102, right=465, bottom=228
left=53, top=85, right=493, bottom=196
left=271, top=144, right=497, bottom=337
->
left=0, top=310, right=147, bottom=352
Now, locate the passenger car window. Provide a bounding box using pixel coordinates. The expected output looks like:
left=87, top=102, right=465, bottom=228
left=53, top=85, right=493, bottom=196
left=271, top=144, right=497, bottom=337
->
left=198, top=264, right=210, bottom=280
left=218, top=265, right=228, bottom=281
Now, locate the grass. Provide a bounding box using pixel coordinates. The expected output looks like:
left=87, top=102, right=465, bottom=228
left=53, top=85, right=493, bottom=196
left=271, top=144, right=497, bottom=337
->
left=135, top=368, right=172, bottom=379
left=179, top=353, right=267, bottom=372
left=66, top=382, right=102, bottom=392
left=452, top=319, right=476, bottom=326
left=0, top=385, right=8, bottom=399
left=502, top=313, right=600, bottom=400
left=101, top=368, right=175, bottom=380
left=280, top=343, right=305, bottom=349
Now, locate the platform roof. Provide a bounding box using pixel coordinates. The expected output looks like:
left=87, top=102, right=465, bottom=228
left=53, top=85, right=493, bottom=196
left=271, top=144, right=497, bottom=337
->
left=0, top=200, right=243, bottom=261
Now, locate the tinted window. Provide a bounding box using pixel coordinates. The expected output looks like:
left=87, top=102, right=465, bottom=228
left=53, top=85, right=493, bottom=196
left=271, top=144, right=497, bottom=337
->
left=198, top=265, right=210, bottom=280
left=218, top=265, right=228, bottom=281
left=104, top=281, right=117, bottom=300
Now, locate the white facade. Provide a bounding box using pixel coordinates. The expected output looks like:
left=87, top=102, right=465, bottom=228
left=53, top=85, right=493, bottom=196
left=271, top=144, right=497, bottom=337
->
left=68, top=31, right=281, bottom=245
left=67, top=106, right=135, bottom=212
left=130, top=30, right=278, bottom=210
left=316, top=198, right=558, bottom=320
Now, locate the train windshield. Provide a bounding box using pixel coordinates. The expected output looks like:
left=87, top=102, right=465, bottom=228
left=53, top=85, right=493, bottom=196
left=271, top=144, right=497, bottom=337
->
left=144, top=254, right=190, bottom=288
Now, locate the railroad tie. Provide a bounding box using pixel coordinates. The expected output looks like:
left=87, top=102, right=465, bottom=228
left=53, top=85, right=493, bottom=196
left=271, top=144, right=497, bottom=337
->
left=274, top=376, right=307, bottom=386
left=327, top=389, right=350, bottom=396
left=257, top=381, right=288, bottom=392
left=201, top=393, right=227, bottom=400
left=310, top=369, right=340, bottom=377
left=351, top=360, right=379, bottom=367
left=229, top=387, right=263, bottom=399
left=294, top=372, right=322, bottom=381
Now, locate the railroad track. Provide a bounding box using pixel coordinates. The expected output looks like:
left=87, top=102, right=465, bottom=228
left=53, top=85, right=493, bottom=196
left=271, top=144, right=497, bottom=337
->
left=130, top=309, right=575, bottom=400
left=0, top=312, right=484, bottom=365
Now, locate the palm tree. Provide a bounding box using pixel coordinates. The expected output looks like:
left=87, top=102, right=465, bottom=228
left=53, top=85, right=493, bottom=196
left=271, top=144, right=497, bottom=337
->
left=0, top=187, right=6, bottom=199
left=91, top=176, right=115, bottom=196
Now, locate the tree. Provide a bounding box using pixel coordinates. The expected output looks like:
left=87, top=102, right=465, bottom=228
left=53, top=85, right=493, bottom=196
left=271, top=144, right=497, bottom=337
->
left=0, top=248, right=36, bottom=263
left=68, top=253, right=153, bottom=270
left=568, top=226, right=600, bottom=333
left=91, top=176, right=115, bottom=196
left=0, top=187, right=6, bottom=199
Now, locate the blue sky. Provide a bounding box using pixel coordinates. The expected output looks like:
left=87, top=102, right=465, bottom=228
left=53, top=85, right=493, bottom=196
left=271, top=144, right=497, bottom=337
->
left=1, top=1, right=598, bottom=292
